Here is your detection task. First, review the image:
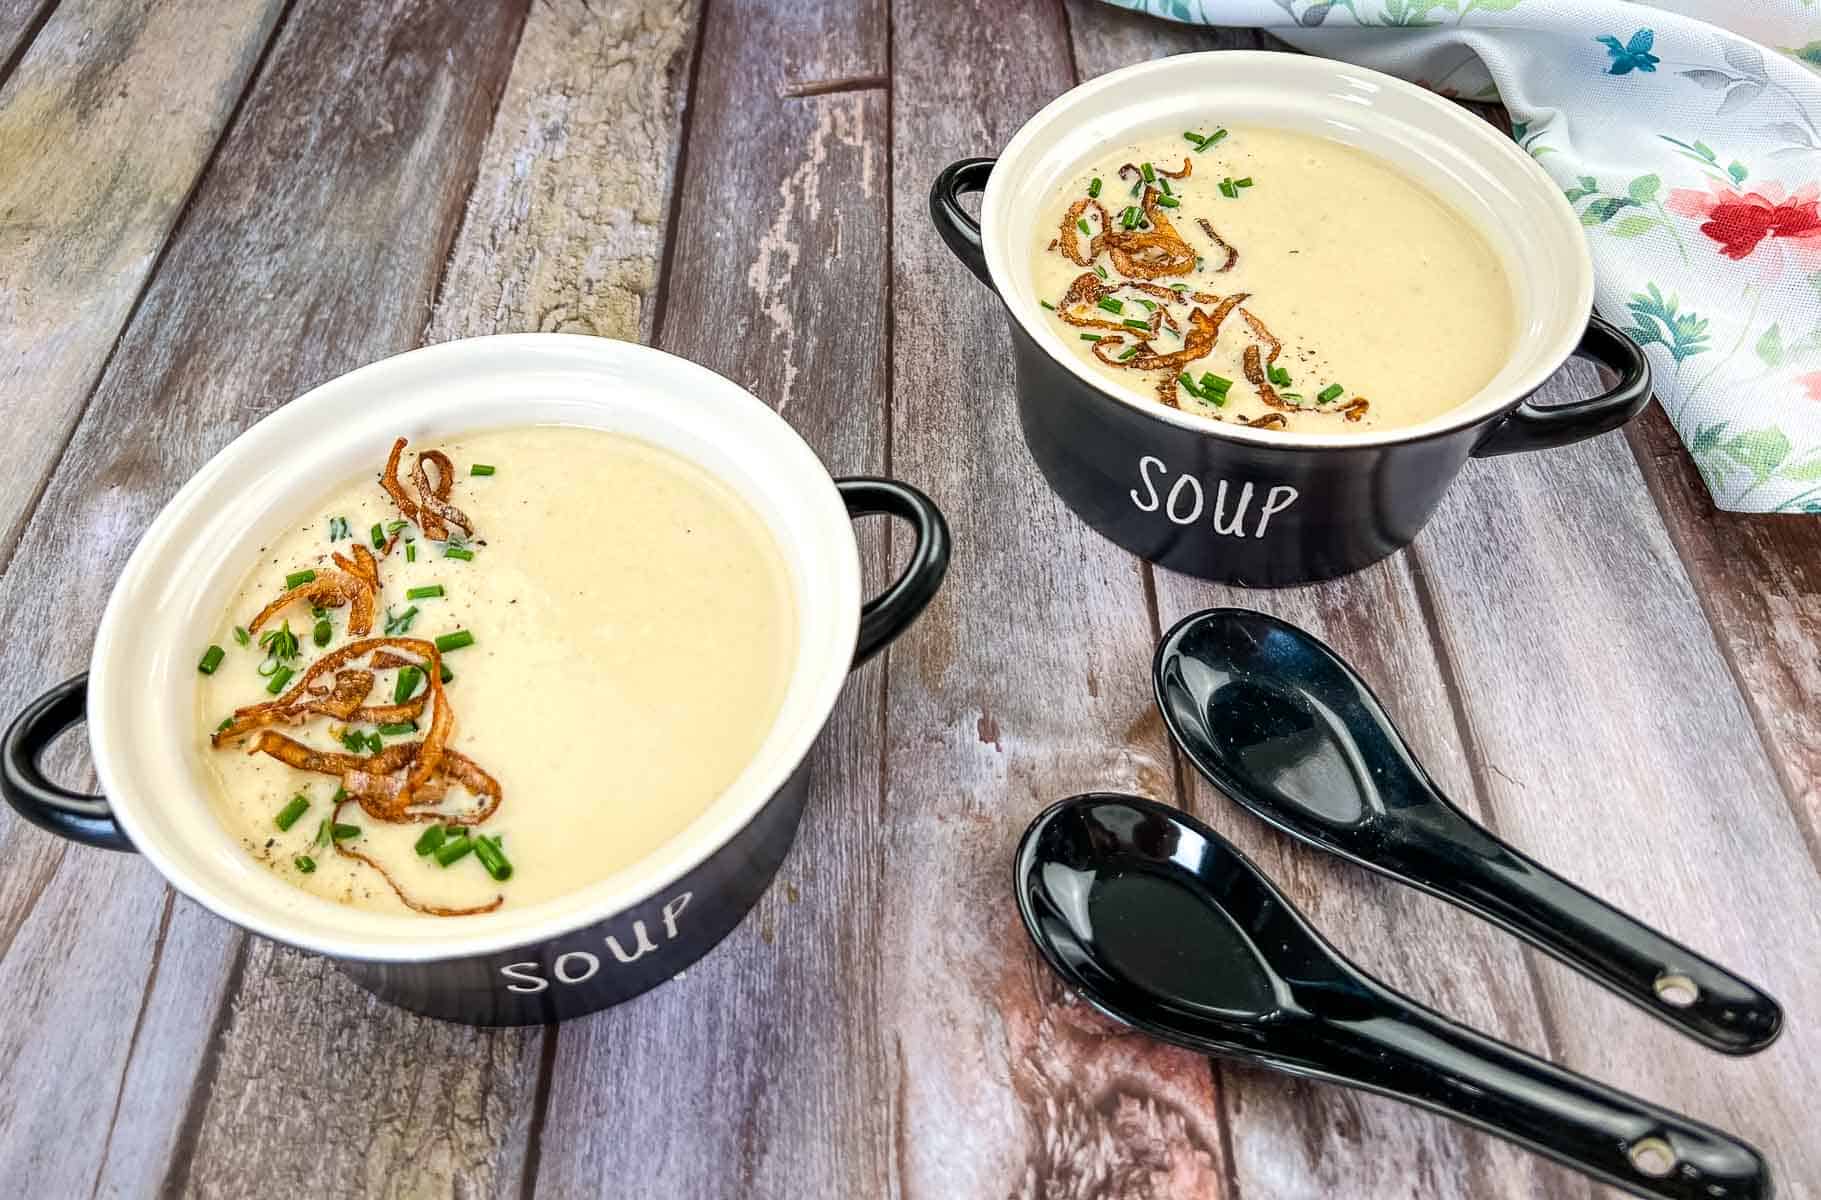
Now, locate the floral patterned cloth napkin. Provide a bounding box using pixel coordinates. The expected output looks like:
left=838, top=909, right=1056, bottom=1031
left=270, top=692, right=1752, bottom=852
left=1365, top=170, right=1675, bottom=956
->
left=1106, top=0, right=1821, bottom=512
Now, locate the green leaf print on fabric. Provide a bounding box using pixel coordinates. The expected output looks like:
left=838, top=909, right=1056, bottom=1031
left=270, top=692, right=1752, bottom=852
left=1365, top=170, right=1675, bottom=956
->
left=1566, top=176, right=1691, bottom=260
left=1625, top=284, right=1711, bottom=364
left=1756, top=322, right=1784, bottom=366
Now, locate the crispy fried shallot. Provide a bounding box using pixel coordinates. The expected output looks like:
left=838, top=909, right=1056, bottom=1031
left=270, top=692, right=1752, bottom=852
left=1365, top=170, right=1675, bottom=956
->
left=381, top=438, right=473, bottom=542
left=1237, top=413, right=1288, bottom=430
left=1240, top=308, right=1280, bottom=363
left=1057, top=198, right=1109, bottom=266
left=248, top=569, right=375, bottom=638
left=330, top=797, right=502, bottom=916
left=1104, top=187, right=1197, bottom=279
left=1121, top=293, right=1247, bottom=373
left=1156, top=157, right=1192, bottom=180
left=1242, top=344, right=1287, bottom=409
left=1341, top=398, right=1370, bottom=422
left=1195, top=218, right=1238, bottom=272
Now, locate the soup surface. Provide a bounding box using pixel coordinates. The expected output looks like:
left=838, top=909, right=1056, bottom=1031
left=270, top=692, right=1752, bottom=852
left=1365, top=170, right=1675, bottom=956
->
left=1030, top=125, right=1515, bottom=432
left=197, top=426, right=797, bottom=915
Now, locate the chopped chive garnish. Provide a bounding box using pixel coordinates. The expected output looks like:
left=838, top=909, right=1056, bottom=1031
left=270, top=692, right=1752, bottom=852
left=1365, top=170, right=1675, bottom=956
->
left=1183, top=131, right=1202, bottom=145
left=365, top=732, right=382, bottom=753
left=314, top=819, right=330, bottom=846
left=233, top=625, right=250, bottom=647
left=439, top=663, right=453, bottom=684
left=198, top=645, right=225, bottom=675
left=294, top=855, right=316, bottom=873
left=216, top=716, right=233, bottom=732
left=274, top=794, right=310, bottom=831
left=1318, top=384, right=1345, bottom=404
left=1076, top=218, right=1091, bottom=236
left=370, top=522, right=386, bottom=549
left=1209, top=128, right=1229, bottom=145
left=415, top=825, right=447, bottom=856
left=1080, top=333, right=1102, bottom=342
left=1267, top=364, right=1292, bottom=386
left=406, top=542, right=417, bottom=563
left=1140, top=162, right=1155, bottom=183
left=1130, top=180, right=1142, bottom=197
left=1096, top=297, right=1123, bottom=315
left=1093, top=264, right=1108, bottom=280
left=435, top=630, right=475, bottom=653
left=1087, top=176, right=1102, bottom=198
left=1202, top=372, right=1233, bottom=394
left=1130, top=297, right=1156, bottom=312
left=1218, top=178, right=1237, bottom=199
left=376, top=721, right=417, bottom=736
left=470, top=464, right=495, bottom=477
left=1171, top=283, right=1189, bottom=292
left=1234, top=176, right=1253, bottom=188
left=284, top=569, right=315, bottom=589
left=1117, top=346, right=1140, bottom=362
left=1156, top=195, right=1181, bottom=208
left=340, top=729, right=366, bottom=752
left=1178, top=372, right=1201, bottom=398
left=331, top=785, right=346, bottom=804
left=331, top=823, right=361, bottom=842
left=265, top=665, right=295, bottom=695
left=433, top=834, right=474, bottom=867
left=1122, top=318, right=1151, bottom=332
left=313, top=618, right=332, bottom=647
left=328, top=516, right=350, bottom=542
left=1039, top=300, right=1055, bottom=311
left=1159, top=176, right=1172, bottom=197
left=310, top=605, right=326, bottom=618
left=394, top=665, right=423, bottom=704
left=383, top=605, right=419, bottom=635
left=474, top=835, right=513, bottom=882
left=443, top=546, right=474, bottom=561
left=405, top=584, right=444, bottom=600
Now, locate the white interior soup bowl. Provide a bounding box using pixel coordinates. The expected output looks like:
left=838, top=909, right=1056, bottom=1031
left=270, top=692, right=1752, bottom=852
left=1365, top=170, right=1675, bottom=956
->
left=930, top=50, right=1650, bottom=585
left=0, top=334, right=949, bottom=1025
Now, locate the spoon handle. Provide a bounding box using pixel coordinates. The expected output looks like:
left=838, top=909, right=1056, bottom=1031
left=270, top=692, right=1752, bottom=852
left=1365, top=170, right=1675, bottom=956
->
left=1403, top=818, right=1781, bottom=1053
left=1304, top=990, right=1770, bottom=1200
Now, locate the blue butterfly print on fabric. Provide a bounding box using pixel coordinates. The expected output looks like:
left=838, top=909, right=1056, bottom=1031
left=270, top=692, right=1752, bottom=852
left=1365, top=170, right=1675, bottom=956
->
left=1597, top=29, right=1659, bottom=75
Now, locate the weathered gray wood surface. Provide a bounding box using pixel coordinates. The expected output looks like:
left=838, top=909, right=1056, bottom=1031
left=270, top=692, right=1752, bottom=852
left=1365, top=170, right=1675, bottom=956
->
left=0, top=1, right=1816, bottom=1196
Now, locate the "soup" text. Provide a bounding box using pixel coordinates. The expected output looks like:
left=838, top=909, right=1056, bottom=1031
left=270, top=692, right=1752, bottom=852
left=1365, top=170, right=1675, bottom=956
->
left=1129, top=455, right=1298, bottom=538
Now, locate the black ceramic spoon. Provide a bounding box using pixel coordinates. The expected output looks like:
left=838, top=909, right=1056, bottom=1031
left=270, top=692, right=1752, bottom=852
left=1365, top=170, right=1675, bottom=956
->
left=1016, top=793, right=1772, bottom=1200
left=1151, top=608, right=1782, bottom=1055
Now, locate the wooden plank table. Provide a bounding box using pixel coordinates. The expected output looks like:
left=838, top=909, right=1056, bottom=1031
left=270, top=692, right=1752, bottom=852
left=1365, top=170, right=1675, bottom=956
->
left=0, top=2, right=1816, bottom=1196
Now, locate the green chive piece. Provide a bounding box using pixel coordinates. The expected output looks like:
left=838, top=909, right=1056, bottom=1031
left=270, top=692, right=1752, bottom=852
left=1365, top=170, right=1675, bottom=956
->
left=406, top=542, right=417, bottom=563
left=384, top=605, right=419, bottom=635
left=1267, top=364, right=1292, bottom=386
left=415, top=825, right=447, bottom=856
left=331, top=823, right=361, bottom=842
left=365, top=732, right=383, bottom=754
left=474, top=835, right=513, bottom=882
left=1096, top=297, right=1123, bottom=315
left=331, top=785, right=346, bottom=804
left=284, top=569, right=315, bottom=589
left=433, top=834, right=474, bottom=867
left=1171, top=283, right=1189, bottom=292
left=434, top=629, right=474, bottom=654
left=1219, top=179, right=1237, bottom=199
left=1117, top=346, right=1140, bottom=362
left=1140, top=162, right=1155, bottom=183
left=1234, top=176, right=1253, bottom=188
left=1122, top=318, right=1151, bottom=332
left=1080, top=333, right=1102, bottom=342
left=470, top=464, right=496, bottom=477
left=1202, top=373, right=1233, bottom=394
left=314, top=819, right=330, bottom=846
left=1093, top=265, right=1108, bottom=280
left=439, top=663, right=453, bottom=684
left=1183, top=131, right=1203, bottom=146
left=371, top=522, right=386, bottom=549
left=1039, top=300, right=1055, bottom=311
left=394, top=665, right=423, bottom=705
left=376, top=721, right=417, bottom=736
left=443, top=546, right=474, bottom=561
left=1130, top=297, right=1156, bottom=312
left=1157, top=195, right=1181, bottom=208
left=274, top=794, right=310, bottom=831
left=1178, top=372, right=1201, bottom=398
left=1318, top=384, right=1345, bottom=404
left=233, top=625, right=250, bottom=647
left=198, top=645, right=225, bottom=674
left=328, top=516, right=350, bottom=542
left=1076, top=218, right=1091, bottom=236
left=340, top=729, right=366, bottom=752
left=265, top=665, right=295, bottom=695
left=1087, top=177, right=1102, bottom=198
left=216, top=716, right=233, bottom=733
left=312, top=618, right=332, bottom=647
left=294, top=855, right=316, bottom=874
left=1209, top=128, right=1229, bottom=145
left=1159, top=176, right=1172, bottom=197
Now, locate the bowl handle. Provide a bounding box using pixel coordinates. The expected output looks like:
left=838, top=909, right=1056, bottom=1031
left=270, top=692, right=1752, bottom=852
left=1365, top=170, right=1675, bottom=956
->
left=930, top=158, right=996, bottom=287
left=2, top=673, right=133, bottom=851
left=838, top=478, right=951, bottom=667
left=1472, top=314, right=1652, bottom=457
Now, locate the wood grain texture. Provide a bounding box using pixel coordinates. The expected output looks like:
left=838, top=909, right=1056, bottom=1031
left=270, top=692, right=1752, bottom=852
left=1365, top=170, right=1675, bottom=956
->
left=1627, top=406, right=1821, bottom=860
left=424, top=0, right=697, bottom=347
left=0, top=0, right=53, bottom=78
left=531, top=1, right=896, bottom=1194
left=1066, top=9, right=1581, bottom=1196
left=0, top=0, right=286, bottom=560
left=0, top=1, right=531, bottom=1195
left=885, top=4, right=1234, bottom=1197
left=1416, top=359, right=1821, bottom=1190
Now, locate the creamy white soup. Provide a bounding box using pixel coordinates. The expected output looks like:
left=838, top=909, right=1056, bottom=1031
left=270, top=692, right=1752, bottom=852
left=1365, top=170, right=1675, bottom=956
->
left=1031, top=125, right=1515, bottom=432
left=196, top=426, right=796, bottom=915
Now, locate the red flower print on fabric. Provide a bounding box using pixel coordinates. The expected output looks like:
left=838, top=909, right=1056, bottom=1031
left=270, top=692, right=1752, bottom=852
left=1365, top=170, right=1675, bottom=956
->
left=1667, top=181, right=1821, bottom=260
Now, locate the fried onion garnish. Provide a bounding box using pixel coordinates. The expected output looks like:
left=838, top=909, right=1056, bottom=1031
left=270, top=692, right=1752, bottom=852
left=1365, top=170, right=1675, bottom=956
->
left=1239, top=308, right=1280, bottom=363
left=1341, top=398, right=1370, bottom=422
left=330, top=797, right=502, bottom=917
left=381, top=438, right=473, bottom=543
left=1057, top=198, right=1109, bottom=266
left=247, top=569, right=376, bottom=638
left=1236, top=413, right=1288, bottom=430
left=1104, top=187, right=1197, bottom=279
left=1121, top=292, right=1248, bottom=372
left=1242, top=343, right=1287, bottom=409
left=1156, top=157, right=1192, bottom=180
left=1195, top=218, right=1238, bottom=272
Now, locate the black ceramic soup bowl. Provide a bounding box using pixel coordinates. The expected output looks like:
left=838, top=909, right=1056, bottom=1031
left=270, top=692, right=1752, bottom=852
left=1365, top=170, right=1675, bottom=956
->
left=0, top=335, right=949, bottom=1026
left=932, top=52, right=1649, bottom=586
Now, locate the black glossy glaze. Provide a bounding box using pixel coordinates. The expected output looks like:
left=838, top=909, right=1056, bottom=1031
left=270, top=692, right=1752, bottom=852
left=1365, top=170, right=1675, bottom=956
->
left=2, top=477, right=950, bottom=1025
left=1016, top=793, right=1772, bottom=1200
left=1153, top=608, right=1783, bottom=1054
left=931, top=158, right=1653, bottom=586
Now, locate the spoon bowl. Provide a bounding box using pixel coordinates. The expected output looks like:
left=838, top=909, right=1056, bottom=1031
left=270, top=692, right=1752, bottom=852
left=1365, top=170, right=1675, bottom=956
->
left=1154, top=608, right=1782, bottom=1054
left=1016, top=793, right=1772, bottom=1200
